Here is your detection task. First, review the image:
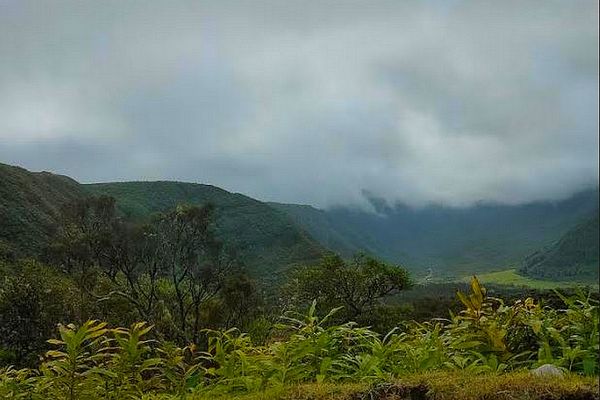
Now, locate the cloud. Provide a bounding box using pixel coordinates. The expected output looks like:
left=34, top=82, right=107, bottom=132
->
left=0, top=0, right=597, bottom=208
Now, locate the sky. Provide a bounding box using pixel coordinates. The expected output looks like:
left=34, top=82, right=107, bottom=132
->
left=0, top=0, right=598, bottom=209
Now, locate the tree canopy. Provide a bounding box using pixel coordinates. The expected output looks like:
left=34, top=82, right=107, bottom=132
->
left=286, top=253, right=411, bottom=321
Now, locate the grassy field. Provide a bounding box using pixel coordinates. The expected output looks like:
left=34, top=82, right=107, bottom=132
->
left=462, top=268, right=599, bottom=290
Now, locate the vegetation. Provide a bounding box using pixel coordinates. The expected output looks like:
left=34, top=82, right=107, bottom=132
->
left=1, top=163, right=598, bottom=398
left=186, top=372, right=599, bottom=400
left=0, top=199, right=259, bottom=368
left=0, top=163, right=84, bottom=257
left=0, top=260, right=85, bottom=366
left=43, top=196, right=263, bottom=344
left=284, top=254, right=411, bottom=325
left=0, top=164, right=325, bottom=278
left=0, top=278, right=598, bottom=399
left=468, top=269, right=599, bottom=290
left=521, top=213, right=599, bottom=281
left=2, top=163, right=598, bottom=280
left=85, top=182, right=326, bottom=277
left=272, top=190, right=599, bottom=276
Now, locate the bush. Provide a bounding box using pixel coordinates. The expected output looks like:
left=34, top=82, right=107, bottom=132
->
left=0, top=260, right=83, bottom=366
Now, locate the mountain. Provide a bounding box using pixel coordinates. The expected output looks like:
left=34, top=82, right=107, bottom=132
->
left=0, top=163, right=85, bottom=257
left=85, top=182, right=326, bottom=277
left=0, top=164, right=326, bottom=276
left=520, top=213, right=599, bottom=281
left=271, top=189, right=599, bottom=277
left=267, top=203, right=383, bottom=258
left=2, top=162, right=597, bottom=280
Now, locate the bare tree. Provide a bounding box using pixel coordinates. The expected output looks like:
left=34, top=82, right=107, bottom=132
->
left=49, top=197, right=237, bottom=342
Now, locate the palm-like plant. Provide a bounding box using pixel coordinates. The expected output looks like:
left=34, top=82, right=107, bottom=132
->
left=39, top=320, right=109, bottom=400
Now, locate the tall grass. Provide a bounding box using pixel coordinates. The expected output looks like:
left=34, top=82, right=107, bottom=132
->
left=0, top=278, right=597, bottom=399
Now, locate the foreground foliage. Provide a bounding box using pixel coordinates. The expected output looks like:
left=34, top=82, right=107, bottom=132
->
left=177, top=372, right=599, bottom=400
left=0, top=278, right=598, bottom=399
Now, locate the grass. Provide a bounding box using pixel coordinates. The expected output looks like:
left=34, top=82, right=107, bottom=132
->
left=179, top=371, right=599, bottom=400
left=461, top=269, right=599, bottom=290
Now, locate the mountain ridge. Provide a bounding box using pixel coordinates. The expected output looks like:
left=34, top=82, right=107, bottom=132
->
left=270, top=188, right=599, bottom=277
left=0, top=163, right=86, bottom=257
left=520, top=212, right=599, bottom=281
left=2, top=162, right=598, bottom=280
left=0, top=163, right=327, bottom=276
left=86, top=180, right=327, bottom=277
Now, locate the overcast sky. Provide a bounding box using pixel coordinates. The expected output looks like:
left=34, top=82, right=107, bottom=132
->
left=0, top=0, right=598, bottom=208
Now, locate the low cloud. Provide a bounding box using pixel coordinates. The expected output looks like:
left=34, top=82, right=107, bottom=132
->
left=0, top=0, right=598, bottom=208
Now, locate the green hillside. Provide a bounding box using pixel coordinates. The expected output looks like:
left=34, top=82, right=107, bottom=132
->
left=267, top=203, right=383, bottom=257
left=85, top=182, right=326, bottom=277
left=2, top=162, right=597, bottom=280
left=272, top=190, right=599, bottom=277
left=0, top=163, right=85, bottom=257
left=0, top=164, right=326, bottom=277
left=464, top=269, right=598, bottom=290
left=520, top=213, right=599, bottom=281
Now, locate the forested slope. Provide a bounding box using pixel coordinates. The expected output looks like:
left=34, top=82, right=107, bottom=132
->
left=2, top=162, right=597, bottom=280
left=86, top=181, right=326, bottom=276
left=272, top=189, right=599, bottom=276
left=0, top=164, right=326, bottom=276
left=521, top=212, right=599, bottom=281
left=0, top=163, right=85, bottom=257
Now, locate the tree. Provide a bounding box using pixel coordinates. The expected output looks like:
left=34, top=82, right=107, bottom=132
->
left=47, top=197, right=240, bottom=343
left=286, top=253, right=411, bottom=321
left=220, top=273, right=261, bottom=328
left=148, top=204, right=235, bottom=342
left=45, top=196, right=120, bottom=281
left=0, top=240, right=15, bottom=263
left=0, top=260, right=83, bottom=366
